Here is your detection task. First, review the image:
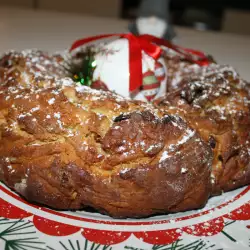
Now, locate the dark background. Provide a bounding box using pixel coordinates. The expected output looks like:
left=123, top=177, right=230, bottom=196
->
left=122, top=0, right=250, bottom=31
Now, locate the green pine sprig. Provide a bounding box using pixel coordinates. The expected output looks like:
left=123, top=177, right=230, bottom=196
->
left=0, top=217, right=45, bottom=250
left=152, top=239, right=222, bottom=250
left=221, top=220, right=236, bottom=242
left=47, top=239, right=112, bottom=250
left=124, top=239, right=222, bottom=250
left=68, top=47, right=97, bottom=87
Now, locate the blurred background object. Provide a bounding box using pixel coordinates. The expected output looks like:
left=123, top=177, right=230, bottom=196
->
left=223, top=9, right=250, bottom=36
left=123, top=0, right=250, bottom=35
left=0, top=0, right=34, bottom=8
left=0, top=1, right=249, bottom=81
left=1, top=0, right=250, bottom=35
left=0, top=0, right=122, bottom=18
left=38, top=0, right=121, bottom=18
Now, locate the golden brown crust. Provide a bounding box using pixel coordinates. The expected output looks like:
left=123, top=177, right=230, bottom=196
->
left=0, top=50, right=212, bottom=218
left=155, top=64, right=250, bottom=195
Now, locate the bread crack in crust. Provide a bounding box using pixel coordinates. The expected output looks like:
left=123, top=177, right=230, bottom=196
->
left=0, top=48, right=246, bottom=218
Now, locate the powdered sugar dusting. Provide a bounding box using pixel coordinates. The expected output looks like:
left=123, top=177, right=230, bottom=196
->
left=54, top=112, right=61, bottom=119
left=48, top=98, right=55, bottom=105
left=160, top=128, right=195, bottom=163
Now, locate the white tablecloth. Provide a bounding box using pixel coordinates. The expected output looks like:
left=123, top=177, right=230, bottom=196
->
left=0, top=7, right=249, bottom=80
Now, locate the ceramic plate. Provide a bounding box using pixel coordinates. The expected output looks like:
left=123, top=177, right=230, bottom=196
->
left=0, top=182, right=249, bottom=250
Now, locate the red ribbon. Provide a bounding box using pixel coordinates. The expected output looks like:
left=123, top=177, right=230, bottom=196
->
left=70, top=33, right=211, bottom=92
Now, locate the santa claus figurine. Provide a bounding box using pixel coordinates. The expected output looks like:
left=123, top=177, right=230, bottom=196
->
left=129, top=0, right=176, bottom=41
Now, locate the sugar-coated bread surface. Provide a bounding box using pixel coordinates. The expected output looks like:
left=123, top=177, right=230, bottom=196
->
left=0, top=50, right=212, bottom=218
left=155, top=64, right=250, bottom=195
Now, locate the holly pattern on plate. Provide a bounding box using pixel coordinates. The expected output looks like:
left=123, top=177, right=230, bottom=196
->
left=0, top=216, right=250, bottom=250
left=0, top=183, right=249, bottom=249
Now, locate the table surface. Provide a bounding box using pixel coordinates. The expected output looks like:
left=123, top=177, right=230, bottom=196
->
left=0, top=6, right=250, bottom=80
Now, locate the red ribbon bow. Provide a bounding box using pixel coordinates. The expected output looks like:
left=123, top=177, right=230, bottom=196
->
left=70, top=33, right=211, bottom=93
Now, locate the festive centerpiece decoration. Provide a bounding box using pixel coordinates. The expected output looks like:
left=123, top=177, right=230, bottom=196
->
left=91, top=38, right=168, bottom=102
left=69, top=34, right=212, bottom=102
